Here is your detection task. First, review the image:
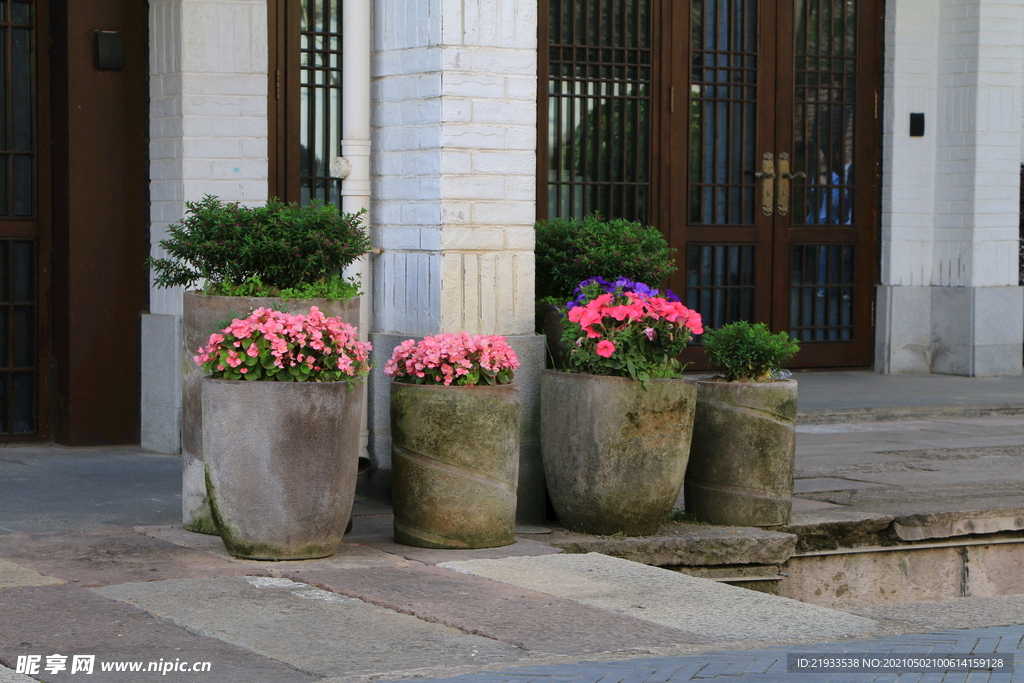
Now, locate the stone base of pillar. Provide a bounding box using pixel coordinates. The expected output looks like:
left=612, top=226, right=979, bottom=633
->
left=140, top=313, right=182, bottom=454
left=364, top=332, right=548, bottom=524
left=875, top=285, right=1023, bottom=377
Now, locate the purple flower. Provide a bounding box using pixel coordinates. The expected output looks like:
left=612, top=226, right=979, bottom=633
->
left=574, top=276, right=612, bottom=295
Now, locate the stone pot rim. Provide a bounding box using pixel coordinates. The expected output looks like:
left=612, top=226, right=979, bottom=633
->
left=389, top=380, right=519, bottom=390
left=183, top=290, right=360, bottom=304
left=540, top=368, right=691, bottom=384
left=693, top=377, right=797, bottom=387
left=201, top=376, right=364, bottom=388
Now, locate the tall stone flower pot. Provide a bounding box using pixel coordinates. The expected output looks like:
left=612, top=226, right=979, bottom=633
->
left=537, top=303, right=568, bottom=369
left=540, top=370, right=697, bottom=536
left=181, top=292, right=359, bottom=534
left=684, top=379, right=798, bottom=526
left=390, top=382, right=520, bottom=549
left=201, top=377, right=363, bottom=560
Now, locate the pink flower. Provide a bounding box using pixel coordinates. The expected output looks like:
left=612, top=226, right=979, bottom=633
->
left=193, top=306, right=371, bottom=383
left=596, top=340, right=616, bottom=358
left=384, top=332, right=519, bottom=386
left=644, top=327, right=655, bottom=341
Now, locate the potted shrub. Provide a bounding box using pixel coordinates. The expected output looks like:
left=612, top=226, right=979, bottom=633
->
left=541, top=277, right=704, bottom=536
left=148, top=195, right=371, bottom=534
left=534, top=214, right=676, bottom=367
left=384, top=334, right=521, bottom=549
left=194, top=306, right=372, bottom=560
left=684, top=321, right=801, bottom=527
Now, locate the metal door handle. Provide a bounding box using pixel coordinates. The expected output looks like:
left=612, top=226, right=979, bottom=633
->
left=757, top=153, right=775, bottom=215
left=777, top=153, right=805, bottom=215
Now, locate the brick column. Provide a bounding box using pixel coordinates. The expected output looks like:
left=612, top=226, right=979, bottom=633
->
left=366, top=0, right=547, bottom=520
left=878, top=0, right=1024, bottom=376
left=142, top=0, right=269, bottom=452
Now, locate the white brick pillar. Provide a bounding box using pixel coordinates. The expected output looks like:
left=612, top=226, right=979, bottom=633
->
left=366, top=0, right=547, bottom=520
left=878, top=0, right=1024, bottom=376
left=142, top=0, right=269, bottom=452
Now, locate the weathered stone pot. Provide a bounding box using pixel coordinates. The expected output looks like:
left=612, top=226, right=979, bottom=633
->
left=537, top=303, right=568, bottom=369
left=684, top=379, right=798, bottom=526
left=390, top=382, right=520, bottom=549
left=201, top=377, right=363, bottom=560
left=182, top=292, right=359, bottom=534
left=540, top=370, right=697, bottom=536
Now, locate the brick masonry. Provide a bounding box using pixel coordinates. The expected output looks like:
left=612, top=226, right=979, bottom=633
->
left=877, top=0, right=1024, bottom=376
left=143, top=0, right=270, bottom=452
left=371, top=0, right=538, bottom=337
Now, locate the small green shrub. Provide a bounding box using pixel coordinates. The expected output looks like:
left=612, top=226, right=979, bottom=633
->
left=535, top=214, right=676, bottom=302
left=147, top=196, right=371, bottom=298
left=703, top=321, right=800, bottom=382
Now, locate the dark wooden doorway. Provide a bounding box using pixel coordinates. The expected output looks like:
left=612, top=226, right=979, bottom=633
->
left=538, top=0, right=883, bottom=368
left=0, top=0, right=51, bottom=438
left=269, top=0, right=344, bottom=207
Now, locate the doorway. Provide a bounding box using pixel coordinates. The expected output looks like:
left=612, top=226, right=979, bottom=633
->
left=269, top=0, right=345, bottom=208
left=538, top=0, right=883, bottom=367
left=0, top=0, right=50, bottom=438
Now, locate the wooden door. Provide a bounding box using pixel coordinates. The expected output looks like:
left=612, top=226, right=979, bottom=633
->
left=270, top=0, right=345, bottom=207
left=0, top=0, right=49, bottom=438
left=538, top=0, right=883, bottom=368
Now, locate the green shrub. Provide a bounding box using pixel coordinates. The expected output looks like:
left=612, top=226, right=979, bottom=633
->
left=147, top=196, right=371, bottom=298
left=703, top=321, right=800, bottom=382
left=535, top=214, right=676, bottom=302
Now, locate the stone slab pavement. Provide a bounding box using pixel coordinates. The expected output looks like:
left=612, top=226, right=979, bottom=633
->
left=789, top=417, right=1024, bottom=536
left=365, top=624, right=1024, bottom=683
left=791, top=371, right=1024, bottom=420
left=2, top=404, right=1024, bottom=682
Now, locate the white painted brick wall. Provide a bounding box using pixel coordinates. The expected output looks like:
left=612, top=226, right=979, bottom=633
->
left=882, top=0, right=1023, bottom=290
left=148, top=0, right=269, bottom=316
left=372, top=0, right=537, bottom=336
left=881, top=0, right=940, bottom=287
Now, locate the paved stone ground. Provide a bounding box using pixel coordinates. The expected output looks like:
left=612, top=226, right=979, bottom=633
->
left=3, top=408, right=1024, bottom=683
left=373, top=625, right=1023, bottom=683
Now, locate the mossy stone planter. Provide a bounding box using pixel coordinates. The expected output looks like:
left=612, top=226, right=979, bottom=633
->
left=684, top=379, right=798, bottom=527
left=537, top=303, right=568, bottom=369
left=540, top=370, right=697, bottom=536
left=182, top=292, right=358, bottom=534
left=201, top=377, right=363, bottom=560
left=390, top=382, right=520, bottom=549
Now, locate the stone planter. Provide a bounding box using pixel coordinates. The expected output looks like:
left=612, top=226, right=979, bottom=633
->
left=684, top=379, right=798, bottom=526
left=540, top=370, right=697, bottom=536
left=181, top=292, right=358, bottom=534
left=537, top=303, right=568, bottom=369
left=390, top=382, right=520, bottom=549
left=201, top=377, right=362, bottom=560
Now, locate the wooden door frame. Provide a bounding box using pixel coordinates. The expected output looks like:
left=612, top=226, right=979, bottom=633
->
left=667, top=0, right=778, bottom=336
left=35, top=0, right=51, bottom=440
left=767, top=0, right=884, bottom=367
left=268, top=0, right=301, bottom=204
left=0, top=0, right=53, bottom=440
left=535, top=0, right=668, bottom=226
left=535, top=0, right=884, bottom=369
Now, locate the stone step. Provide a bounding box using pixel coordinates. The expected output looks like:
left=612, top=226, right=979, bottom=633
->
left=538, top=523, right=797, bottom=567
left=440, top=552, right=880, bottom=643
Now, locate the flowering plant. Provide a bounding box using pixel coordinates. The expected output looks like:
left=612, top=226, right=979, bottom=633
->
left=560, top=277, right=704, bottom=386
left=194, top=306, right=372, bottom=384
left=384, top=333, right=520, bottom=386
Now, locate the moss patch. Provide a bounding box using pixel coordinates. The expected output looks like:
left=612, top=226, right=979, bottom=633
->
left=183, top=514, right=220, bottom=536
left=204, top=467, right=336, bottom=560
